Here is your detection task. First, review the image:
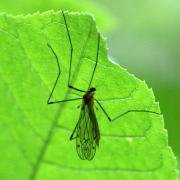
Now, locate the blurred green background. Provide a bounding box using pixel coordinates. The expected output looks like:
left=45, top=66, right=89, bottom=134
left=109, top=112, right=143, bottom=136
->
left=0, top=0, right=179, bottom=170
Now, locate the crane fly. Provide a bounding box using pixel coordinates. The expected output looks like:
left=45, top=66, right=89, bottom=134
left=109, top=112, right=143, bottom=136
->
left=47, top=10, right=102, bottom=160
left=47, top=10, right=161, bottom=160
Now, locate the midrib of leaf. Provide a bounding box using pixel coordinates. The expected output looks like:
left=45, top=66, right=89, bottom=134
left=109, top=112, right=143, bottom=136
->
left=29, top=105, right=61, bottom=179
left=29, top=16, right=93, bottom=180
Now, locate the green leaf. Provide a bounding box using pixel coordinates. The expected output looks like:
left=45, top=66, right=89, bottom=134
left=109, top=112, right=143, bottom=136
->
left=0, top=0, right=117, bottom=32
left=0, top=10, right=178, bottom=180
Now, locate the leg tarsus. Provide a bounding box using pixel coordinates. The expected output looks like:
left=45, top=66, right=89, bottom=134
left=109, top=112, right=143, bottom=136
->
left=113, top=109, right=161, bottom=121
left=95, top=99, right=161, bottom=122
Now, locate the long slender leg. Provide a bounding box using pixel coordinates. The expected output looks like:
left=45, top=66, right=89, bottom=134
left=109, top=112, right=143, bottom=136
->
left=47, top=43, right=61, bottom=104
left=48, top=98, right=82, bottom=104
left=95, top=99, right=161, bottom=122
left=70, top=120, right=79, bottom=140
left=47, top=43, right=82, bottom=104
left=62, top=10, right=85, bottom=93
left=70, top=105, right=87, bottom=141
left=95, top=99, right=111, bottom=121
left=88, top=33, right=100, bottom=90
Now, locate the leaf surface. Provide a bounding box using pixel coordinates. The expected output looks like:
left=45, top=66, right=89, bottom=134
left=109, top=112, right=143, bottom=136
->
left=0, top=11, right=178, bottom=180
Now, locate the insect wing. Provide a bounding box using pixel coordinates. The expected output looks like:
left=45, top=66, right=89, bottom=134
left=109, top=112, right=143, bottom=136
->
left=76, top=105, right=96, bottom=160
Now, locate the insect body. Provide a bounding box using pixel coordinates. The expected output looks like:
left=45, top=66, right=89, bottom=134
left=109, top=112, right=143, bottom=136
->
left=70, top=87, right=100, bottom=160
left=47, top=10, right=161, bottom=160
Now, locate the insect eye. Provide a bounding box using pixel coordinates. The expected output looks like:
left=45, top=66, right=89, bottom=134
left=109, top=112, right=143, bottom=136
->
left=90, top=87, right=96, bottom=91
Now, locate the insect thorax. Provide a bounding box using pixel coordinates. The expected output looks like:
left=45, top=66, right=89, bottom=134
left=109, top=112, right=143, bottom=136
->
left=83, top=88, right=96, bottom=104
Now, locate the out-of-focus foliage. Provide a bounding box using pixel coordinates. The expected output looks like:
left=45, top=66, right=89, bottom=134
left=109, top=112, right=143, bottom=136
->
left=93, top=0, right=180, bottom=170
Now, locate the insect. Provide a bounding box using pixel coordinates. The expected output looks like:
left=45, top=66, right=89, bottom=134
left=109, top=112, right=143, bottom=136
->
left=47, top=10, right=161, bottom=160
left=70, top=87, right=100, bottom=160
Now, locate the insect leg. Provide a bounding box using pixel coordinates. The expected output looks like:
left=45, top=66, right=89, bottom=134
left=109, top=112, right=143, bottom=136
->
left=70, top=105, right=85, bottom=140
left=111, top=109, right=161, bottom=121
left=88, top=33, right=100, bottom=90
left=62, top=10, right=86, bottom=93
left=47, top=43, right=83, bottom=104
left=95, top=99, right=112, bottom=121
left=48, top=98, right=82, bottom=104
left=70, top=120, right=79, bottom=140
left=95, top=99, right=161, bottom=122
left=47, top=43, right=61, bottom=104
